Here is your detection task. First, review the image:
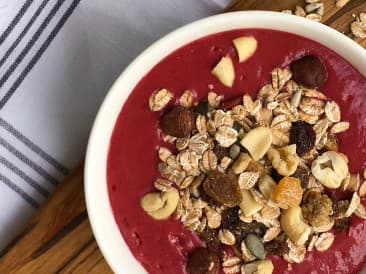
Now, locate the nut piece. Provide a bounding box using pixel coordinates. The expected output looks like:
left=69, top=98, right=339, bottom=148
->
left=314, top=232, right=335, bottom=252
left=211, top=56, right=235, bottom=87
left=258, top=175, right=277, bottom=200
left=239, top=189, right=263, bottom=216
left=311, top=151, right=349, bottom=189
left=161, top=106, right=194, bottom=138
left=240, top=127, right=273, bottom=161
left=187, top=248, right=220, bottom=274
left=203, top=171, right=242, bottom=207
left=232, top=36, right=258, bottom=62
left=140, top=188, right=179, bottom=220
left=267, top=145, right=299, bottom=176
left=281, top=206, right=312, bottom=246
left=301, top=190, right=333, bottom=227
left=149, top=88, right=173, bottom=111
left=231, top=152, right=252, bottom=174
left=241, top=260, right=274, bottom=274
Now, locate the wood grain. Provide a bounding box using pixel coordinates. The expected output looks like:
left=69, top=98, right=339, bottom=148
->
left=0, top=1, right=365, bottom=273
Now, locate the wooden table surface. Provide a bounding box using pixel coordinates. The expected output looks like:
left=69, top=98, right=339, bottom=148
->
left=1, top=1, right=365, bottom=273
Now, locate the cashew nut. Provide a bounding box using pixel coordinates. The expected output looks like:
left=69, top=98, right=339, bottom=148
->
left=239, top=189, right=263, bottom=217
left=311, top=151, right=348, bottom=189
left=140, top=188, right=179, bottom=220
left=211, top=56, right=235, bottom=87
left=258, top=175, right=277, bottom=200
left=281, top=206, right=311, bottom=246
left=231, top=152, right=252, bottom=174
left=267, top=144, right=299, bottom=176
left=241, top=259, right=274, bottom=274
left=240, top=127, right=272, bottom=161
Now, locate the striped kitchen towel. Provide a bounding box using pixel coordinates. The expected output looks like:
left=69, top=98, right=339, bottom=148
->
left=0, top=0, right=231, bottom=251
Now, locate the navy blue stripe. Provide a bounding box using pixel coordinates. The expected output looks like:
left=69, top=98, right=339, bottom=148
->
left=0, top=173, right=39, bottom=208
left=0, top=156, right=50, bottom=198
left=0, top=118, right=69, bottom=175
left=0, top=0, right=51, bottom=69
left=0, top=137, right=59, bottom=186
left=0, top=0, right=82, bottom=109
left=0, top=0, right=34, bottom=46
left=0, top=0, right=66, bottom=89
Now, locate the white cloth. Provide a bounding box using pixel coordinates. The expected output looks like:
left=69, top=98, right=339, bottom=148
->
left=0, top=0, right=231, bottom=251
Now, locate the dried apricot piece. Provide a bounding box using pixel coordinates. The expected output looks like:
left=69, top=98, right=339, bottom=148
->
left=272, top=177, right=303, bottom=209
left=203, top=171, right=242, bottom=207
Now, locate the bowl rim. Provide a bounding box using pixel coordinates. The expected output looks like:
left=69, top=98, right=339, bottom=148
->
left=84, top=10, right=366, bottom=274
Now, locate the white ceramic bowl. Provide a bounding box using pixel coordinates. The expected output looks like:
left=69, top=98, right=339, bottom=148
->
left=85, top=11, right=366, bottom=274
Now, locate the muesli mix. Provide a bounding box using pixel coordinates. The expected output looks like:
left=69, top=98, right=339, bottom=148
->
left=141, top=35, right=366, bottom=274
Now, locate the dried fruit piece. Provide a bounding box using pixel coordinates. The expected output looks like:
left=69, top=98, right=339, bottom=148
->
left=203, top=171, right=242, bottom=207
left=149, top=88, right=173, bottom=111
left=265, top=237, right=289, bottom=256
left=267, top=145, right=299, bottom=177
left=161, top=106, right=194, bottom=138
left=211, top=56, right=235, bottom=87
left=281, top=206, right=311, bottom=246
left=289, top=120, right=316, bottom=156
left=245, top=234, right=266, bottom=259
left=140, top=188, right=179, bottom=220
left=194, top=101, right=209, bottom=115
left=239, top=189, right=263, bottom=216
left=291, top=55, right=327, bottom=88
left=311, top=151, right=349, bottom=189
left=273, top=177, right=303, bottom=209
left=233, top=36, right=257, bottom=62
left=301, top=190, right=333, bottom=227
left=187, top=248, right=220, bottom=274
left=240, top=127, right=272, bottom=161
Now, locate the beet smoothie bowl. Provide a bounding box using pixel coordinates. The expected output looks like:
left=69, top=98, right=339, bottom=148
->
left=85, top=11, right=366, bottom=274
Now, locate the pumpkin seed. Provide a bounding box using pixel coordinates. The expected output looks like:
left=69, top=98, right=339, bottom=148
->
left=244, top=233, right=266, bottom=259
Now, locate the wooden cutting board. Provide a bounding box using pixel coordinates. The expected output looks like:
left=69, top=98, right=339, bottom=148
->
left=1, top=1, right=365, bottom=273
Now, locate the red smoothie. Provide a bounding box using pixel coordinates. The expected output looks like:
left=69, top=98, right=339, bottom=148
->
left=107, top=29, right=366, bottom=274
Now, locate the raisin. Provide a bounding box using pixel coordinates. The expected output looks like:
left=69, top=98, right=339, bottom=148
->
left=291, top=55, right=328, bottom=88
left=194, top=101, right=209, bottom=115
left=265, top=236, right=289, bottom=256
left=292, top=166, right=311, bottom=189
left=271, top=168, right=283, bottom=183
left=161, top=106, right=194, bottom=138
left=334, top=217, right=350, bottom=232
left=213, top=144, right=229, bottom=161
left=187, top=248, right=220, bottom=274
left=199, top=228, right=221, bottom=252
left=203, top=171, right=242, bottom=207
left=290, top=120, right=316, bottom=156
